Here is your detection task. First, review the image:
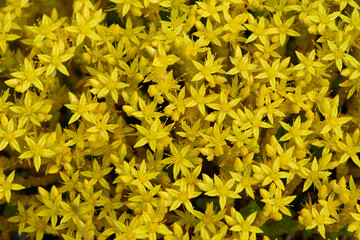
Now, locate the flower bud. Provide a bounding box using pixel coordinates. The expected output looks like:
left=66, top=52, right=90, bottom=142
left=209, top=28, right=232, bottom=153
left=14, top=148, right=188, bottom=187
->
left=122, top=105, right=135, bottom=116
left=271, top=211, right=283, bottom=221
left=318, top=185, right=328, bottom=199
left=265, top=144, right=276, bottom=157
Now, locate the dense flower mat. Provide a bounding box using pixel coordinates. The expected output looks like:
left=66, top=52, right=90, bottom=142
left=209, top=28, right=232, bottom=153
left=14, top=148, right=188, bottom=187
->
left=0, top=0, right=360, bottom=239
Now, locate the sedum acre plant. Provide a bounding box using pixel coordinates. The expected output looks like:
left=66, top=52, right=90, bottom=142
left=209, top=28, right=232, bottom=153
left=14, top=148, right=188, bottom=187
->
left=1, top=0, right=360, bottom=239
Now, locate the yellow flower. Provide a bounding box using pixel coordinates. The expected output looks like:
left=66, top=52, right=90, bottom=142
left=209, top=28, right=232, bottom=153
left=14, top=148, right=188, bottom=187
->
left=205, top=175, right=241, bottom=209
left=339, top=71, right=360, bottom=99
left=335, top=0, right=359, bottom=10
left=131, top=98, right=164, bottom=123
left=10, top=91, right=53, bottom=128
left=268, top=13, right=301, bottom=46
left=348, top=204, right=360, bottom=238
left=237, top=107, right=272, bottom=139
left=261, top=98, right=286, bottom=125
left=176, top=119, right=204, bottom=142
left=81, top=159, right=113, bottom=189
left=336, top=129, right=360, bottom=166
left=258, top=158, right=289, bottom=191
left=6, top=58, right=45, bottom=92
left=227, top=45, right=255, bottom=80
left=146, top=70, right=179, bottom=101
left=166, top=181, right=201, bottom=213
left=193, top=202, right=225, bottom=235
left=261, top=183, right=296, bottom=218
left=346, top=56, right=360, bottom=81
left=228, top=210, right=263, bottom=240
left=307, top=207, right=336, bottom=238
left=105, top=215, right=148, bottom=240
left=87, top=112, right=118, bottom=142
left=319, top=96, right=352, bottom=139
left=206, top=90, right=241, bottom=124
left=59, top=171, right=80, bottom=200
left=256, top=57, right=290, bottom=89
left=163, top=87, right=189, bottom=121
left=192, top=50, right=226, bottom=87
left=0, top=89, right=13, bottom=114
left=26, top=12, right=64, bottom=43
left=65, top=92, right=99, bottom=124
left=37, top=39, right=74, bottom=76
left=19, top=134, right=56, bottom=172
left=3, top=0, right=30, bottom=16
left=153, top=18, right=185, bottom=47
left=110, top=0, right=144, bottom=17
left=36, top=186, right=62, bottom=228
left=301, top=157, right=331, bottom=192
left=161, top=143, right=195, bottom=179
left=65, top=9, right=104, bottom=46
left=130, top=160, right=160, bottom=188
left=96, top=195, right=123, bottom=220
left=226, top=124, right=252, bottom=148
left=196, top=0, right=225, bottom=23
left=7, top=200, right=28, bottom=234
left=128, top=184, right=161, bottom=211
left=141, top=210, right=172, bottom=240
left=159, top=0, right=190, bottom=13
left=186, top=84, right=218, bottom=116
left=244, top=16, right=271, bottom=45
left=0, top=170, right=25, bottom=202
left=318, top=192, right=341, bottom=220
left=88, top=67, right=129, bottom=103
left=4, top=1, right=360, bottom=239
left=230, top=165, right=258, bottom=199
left=118, top=17, right=145, bottom=46
left=180, top=35, right=209, bottom=60
left=178, top=164, right=202, bottom=193
left=0, top=114, right=27, bottom=152
left=293, top=50, right=324, bottom=76
left=73, top=0, right=95, bottom=12
left=0, top=13, right=20, bottom=52
left=307, top=3, right=340, bottom=33
left=264, top=0, right=293, bottom=13
left=201, top=123, right=230, bottom=156
left=223, top=12, right=248, bottom=33
left=322, top=37, right=353, bottom=72
left=254, top=40, right=281, bottom=59
left=152, top=43, right=180, bottom=69
left=24, top=211, right=57, bottom=240
left=193, top=19, right=223, bottom=47
left=340, top=7, right=360, bottom=32
left=279, top=116, right=313, bottom=149
left=317, top=124, right=341, bottom=152
left=59, top=195, right=87, bottom=226
left=134, top=118, right=172, bottom=152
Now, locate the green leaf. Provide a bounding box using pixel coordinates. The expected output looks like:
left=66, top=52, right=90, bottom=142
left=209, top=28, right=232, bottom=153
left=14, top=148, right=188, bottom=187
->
left=261, top=215, right=296, bottom=237
left=326, top=224, right=349, bottom=240
left=3, top=204, right=18, bottom=217
left=239, top=200, right=260, bottom=218
left=195, top=197, right=220, bottom=212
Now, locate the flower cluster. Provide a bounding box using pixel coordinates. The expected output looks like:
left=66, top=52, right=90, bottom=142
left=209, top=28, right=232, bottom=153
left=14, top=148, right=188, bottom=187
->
left=0, top=0, right=360, bottom=239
